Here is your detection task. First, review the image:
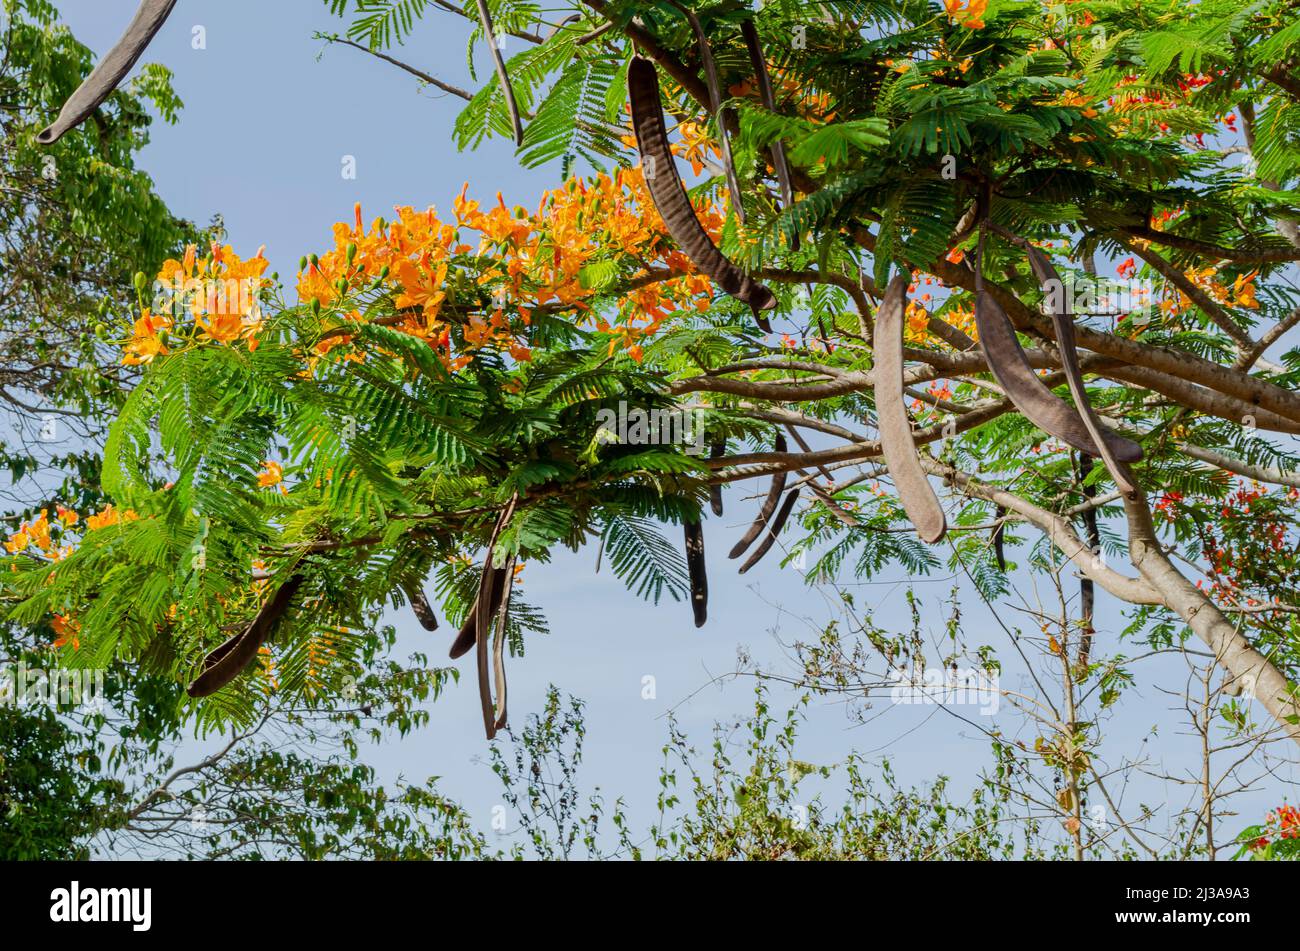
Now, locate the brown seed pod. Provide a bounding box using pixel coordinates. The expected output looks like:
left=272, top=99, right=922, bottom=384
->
left=992, top=504, right=1007, bottom=572
left=708, top=436, right=725, bottom=516
left=404, top=582, right=439, bottom=631
left=187, top=575, right=305, bottom=698
left=738, top=488, right=801, bottom=574
left=671, top=1, right=744, bottom=222
left=973, top=233, right=1142, bottom=465
left=875, top=274, right=947, bottom=543
left=729, top=432, right=788, bottom=558
left=449, top=565, right=507, bottom=659
left=489, top=553, right=517, bottom=734
left=1021, top=241, right=1141, bottom=496
left=473, top=498, right=517, bottom=739
left=1078, top=457, right=1099, bottom=669
left=475, top=0, right=525, bottom=146
left=740, top=19, right=797, bottom=251
left=627, top=56, right=777, bottom=325
left=974, top=289, right=1143, bottom=465
left=38, top=0, right=179, bottom=145
left=684, top=520, right=708, bottom=627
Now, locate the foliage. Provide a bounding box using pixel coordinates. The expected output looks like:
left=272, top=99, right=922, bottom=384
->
left=107, top=679, right=1057, bottom=860
left=0, top=0, right=204, bottom=859
left=6, top=0, right=1300, bottom=856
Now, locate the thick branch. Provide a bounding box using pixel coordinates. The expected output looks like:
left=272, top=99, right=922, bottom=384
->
left=1121, top=485, right=1300, bottom=746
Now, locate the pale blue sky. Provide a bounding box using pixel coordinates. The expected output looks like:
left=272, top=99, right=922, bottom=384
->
left=52, top=0, right=1294, bottom=854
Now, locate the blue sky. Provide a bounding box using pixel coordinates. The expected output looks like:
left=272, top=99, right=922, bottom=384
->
left=52, top=0, right=1296, bottom=854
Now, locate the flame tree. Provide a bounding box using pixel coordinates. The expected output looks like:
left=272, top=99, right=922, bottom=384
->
left=10, top=0, right=1300, bottom=749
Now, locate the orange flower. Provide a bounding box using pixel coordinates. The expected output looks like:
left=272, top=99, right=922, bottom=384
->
left=5, top=529, right=29, bottom=554
left=86, top=504, right=138, bottom=531
left=257, top=460, right=285, bottom=489
left=200, top=310, right=246, bottom=345
left=122, top=309, right=171, bottom=366
left=27, top=511, right=52, bottom=551
left=1233, top=270, right=1259, bottom=309
left=392, top=258, right=448, bottom=322
left=671, top=120, right=722, bottom=175
left=51, top=614, right=81, bottom=650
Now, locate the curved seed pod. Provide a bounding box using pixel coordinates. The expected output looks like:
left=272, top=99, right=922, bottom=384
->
left=38, top=0, right=179, bottom=145
left=489, top=554, right=517, bottom=734
left=738, top=488, right=801, bottom=574
left=473, top=498, right=517, bottom=739
left=684, top=520, right=708, bottom=627
left=708, top=436, right=725, bottom=516
left=628, top=57, right=777, bottom=322
left=1022, top=243, right=1141, bottom=495
left=671, top=1, right=744, bottom=223
left=1078, top=456, right=1099, bottom=668
left=475, top=0, right=525, bottom=146
left=728, top=432, right=788, bottom=558
left=188, top=575, right=304, bottom=698
left=740, top=19, right=797, bottom=251
left=974, top=288, right=1143, bottom=464
left=449, top=565, right=506, bottom=659
left=992, top=505, right=1007, bottom=572
left=875, top=274, right=947, bottom=543
left=404, top=582, right=439, bottom=631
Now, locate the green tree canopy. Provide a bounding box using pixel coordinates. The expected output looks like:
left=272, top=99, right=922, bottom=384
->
left=9, top=0, right=1300, bottom=758
left=0, top=0, right=202, bottom=858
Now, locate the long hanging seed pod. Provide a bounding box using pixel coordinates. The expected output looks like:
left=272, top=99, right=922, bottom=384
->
left=489, top=553, right=518, bottom=734
left=1078, top=457, right=1099, bottom=669
left=875, top=274, right=947, bottom=543
left=684, top=520, right=708, bottom=627
left=738, top=488, right=801, bottom=574
left=449, top=565, right=507, bottom=659
left=992, top=504, right=1008, bottom=572
left=404, top=581, right=440, bottom=631
left=708, top=436, right=726, bottom=516
left=187, top=575, right=305, bottom=698
left=729, top=432, right=789, bottom=558
left=628, top=56, right=777, bottom=326
left=38, top=0, right=178, bottom=145
left=973, top=230, right=1143, bottom=465
left=671, top=1, right=744, bottom=223
left=472, top=497, right=518, bottom=739
left=740, top=18, right=798, bottom=251
left=1017, top=236, right=1141, bottom=496
left=475, top=0, right=525, bottom=146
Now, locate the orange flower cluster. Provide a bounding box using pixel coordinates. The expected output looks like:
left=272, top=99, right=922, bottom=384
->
left=901, top=271, right=977, bottom=346
left=1057, top=89, right=1099, bottom=119
left=257, top=460, right=285, bottom=490
left=124, top=173, right=731, bottom=374
left=944, top=0, right=988, bottom=29
left=5, top=506, right=78, bottom=559
left=125, top=243, right=271, bottom=364
left=296, top=171, right=720, bottom=371
left=51, top=613, right=81, bottom=650
left=5, top=504, right=138, bottom=565
left=6, top=503, right=139, bottom=648
left=1160, top=265, right=1259, bottom=319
